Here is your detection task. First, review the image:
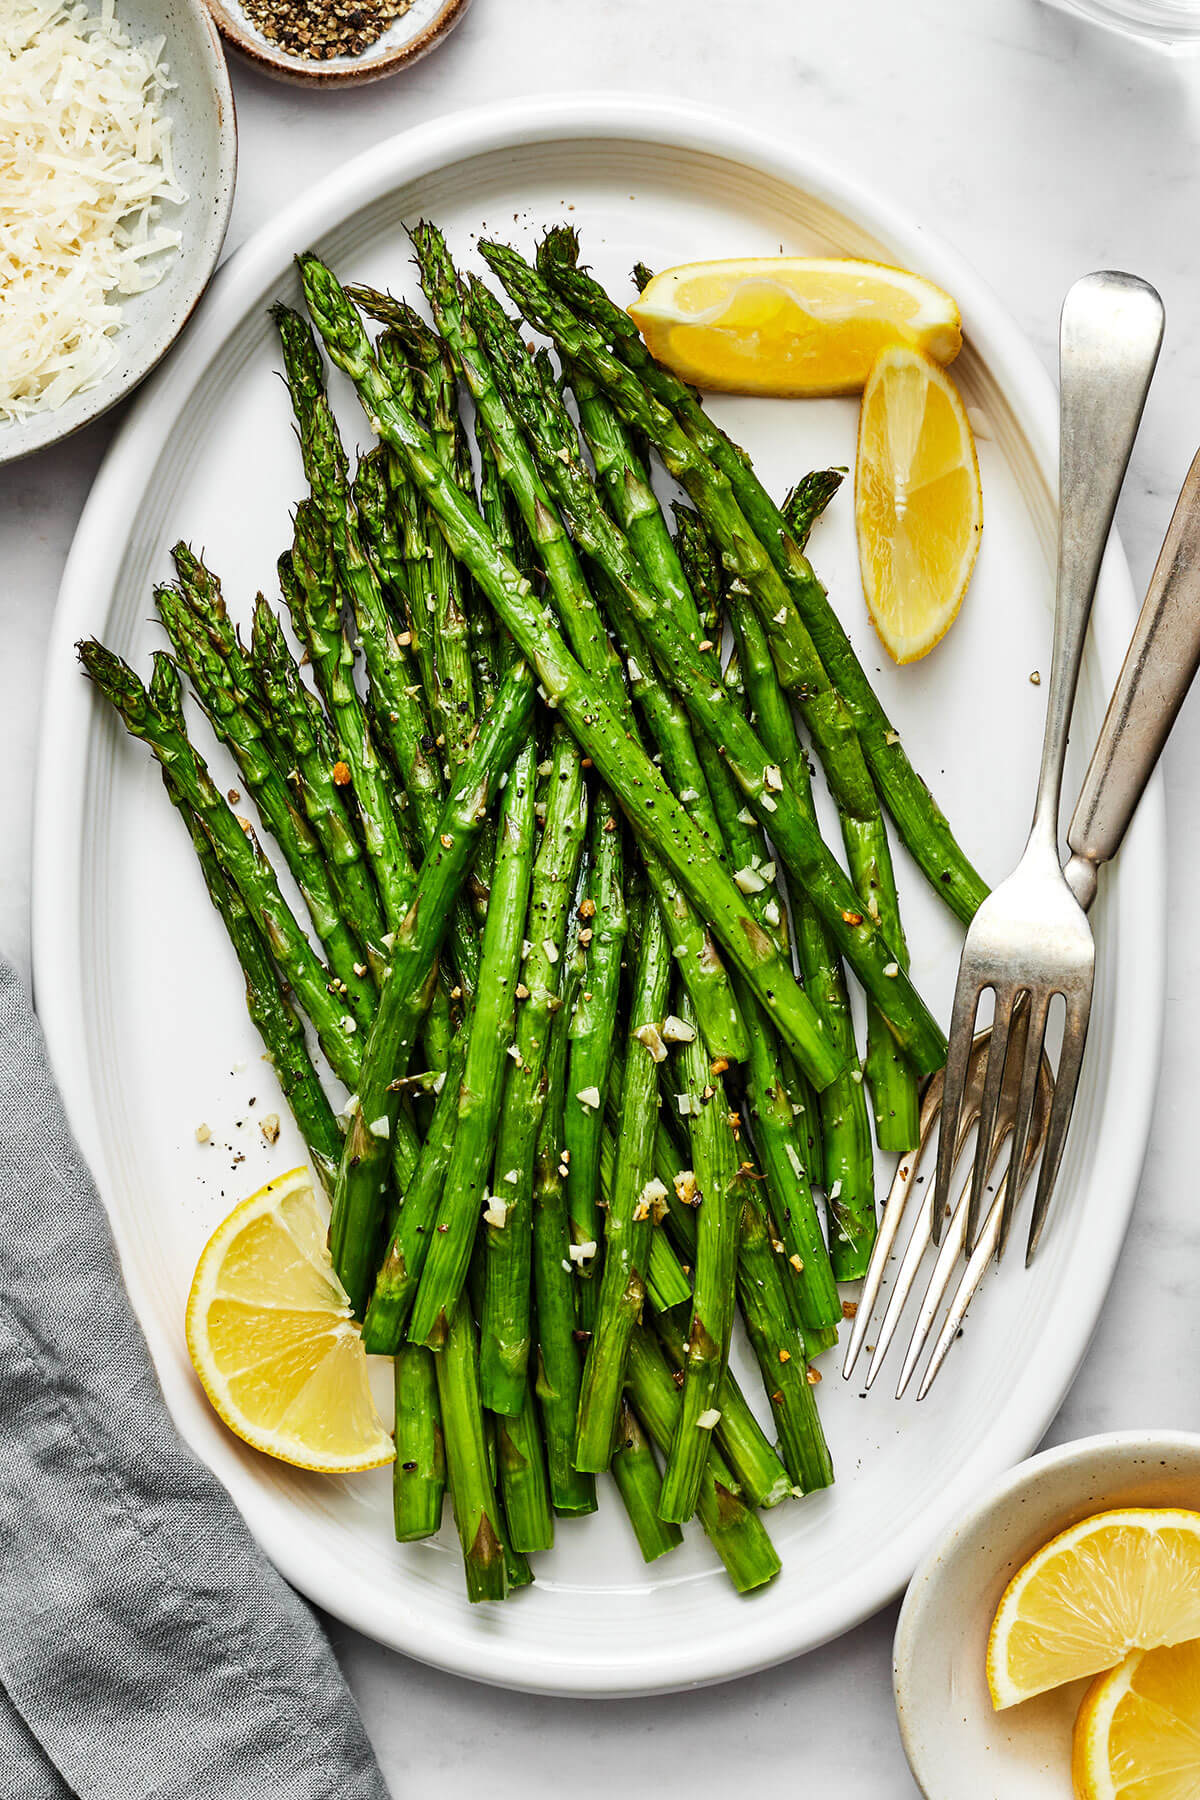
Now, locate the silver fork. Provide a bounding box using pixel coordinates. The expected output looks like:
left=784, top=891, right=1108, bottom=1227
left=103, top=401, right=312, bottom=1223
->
left=845, top=440, right=1200, bottom=1396
left=933, top=271, right=1164, bottom=1268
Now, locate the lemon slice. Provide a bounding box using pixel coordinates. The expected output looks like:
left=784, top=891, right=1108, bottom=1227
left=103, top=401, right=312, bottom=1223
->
left=628, top=257, right=962, bottom=397
left=1073, top=1640, right=1200, bottom=1800
left=854, top=344, right=982, bottom=664
left=987, top=1510, right=1200, bottom=1710
left=186, top=1167, right=394, bottom=1474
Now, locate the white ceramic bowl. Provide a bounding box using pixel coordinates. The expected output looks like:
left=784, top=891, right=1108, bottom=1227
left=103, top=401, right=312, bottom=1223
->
left=0, top=0, right=236, bottom=467
left=894, top=1430, right=1200, bottom=1798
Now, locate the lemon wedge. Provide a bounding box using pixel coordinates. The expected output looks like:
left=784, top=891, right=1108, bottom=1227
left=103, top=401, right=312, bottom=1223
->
left=854, top=343, right=982, bottom=664
left=628, top=256, right=962, bottom=397
left=987, top=1510, right=1200, bottom=1710
left=1073, top=1639, right=1200, bottom=1800
left=186, top=1167, right=394, bottom=1474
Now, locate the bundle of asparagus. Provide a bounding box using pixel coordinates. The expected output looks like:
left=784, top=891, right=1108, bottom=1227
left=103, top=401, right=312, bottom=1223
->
left=80, top=223, right=984, bottom=1602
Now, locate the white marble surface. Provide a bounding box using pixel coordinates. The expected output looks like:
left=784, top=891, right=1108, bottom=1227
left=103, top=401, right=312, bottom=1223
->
left=7, top=0, right=1200, bottom=1791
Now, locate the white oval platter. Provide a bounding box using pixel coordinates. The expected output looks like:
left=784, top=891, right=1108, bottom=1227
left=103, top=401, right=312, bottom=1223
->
left=34, top=97, right=1165, bottom=1697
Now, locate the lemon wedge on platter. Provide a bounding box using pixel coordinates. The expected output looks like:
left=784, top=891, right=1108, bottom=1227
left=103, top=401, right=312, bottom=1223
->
left=628, top=256, right=962, bottom=397
left=186, top=1167, right=394, bottom=1474
left=855, top=343, right=982, bottom=665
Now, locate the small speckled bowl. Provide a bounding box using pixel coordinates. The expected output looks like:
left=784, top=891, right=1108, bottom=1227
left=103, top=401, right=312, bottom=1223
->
left=1, top=0, right=236, bottom=467
left=894, top=1430, right=1200, bottom=1799
left=201, top=0, right=473, bottom=85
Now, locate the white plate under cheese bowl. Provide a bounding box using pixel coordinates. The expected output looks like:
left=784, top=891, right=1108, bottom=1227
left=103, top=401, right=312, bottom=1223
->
left=894, top=1431, right=1200, bottom=1798
left=35, top=97, right=1165, bottom=1695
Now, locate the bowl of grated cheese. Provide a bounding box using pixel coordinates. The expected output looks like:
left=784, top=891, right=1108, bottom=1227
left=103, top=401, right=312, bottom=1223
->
left=0, top=0, right=236, bottom=465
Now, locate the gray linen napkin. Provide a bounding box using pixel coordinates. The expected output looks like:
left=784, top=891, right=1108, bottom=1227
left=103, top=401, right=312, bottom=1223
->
left=0, top=958, right=393, bottom=1800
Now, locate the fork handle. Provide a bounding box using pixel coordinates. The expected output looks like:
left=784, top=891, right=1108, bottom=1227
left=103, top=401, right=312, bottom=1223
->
left=1066, top=445, right=1200, bottom=909
left=1029, top=272, right=1164, bottom=855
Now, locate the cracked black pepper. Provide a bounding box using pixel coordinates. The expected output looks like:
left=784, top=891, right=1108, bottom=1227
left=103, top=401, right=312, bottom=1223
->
left=243, top=0, right=412, bottom=59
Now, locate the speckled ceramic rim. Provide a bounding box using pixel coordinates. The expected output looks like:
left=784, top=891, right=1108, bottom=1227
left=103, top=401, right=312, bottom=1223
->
left=37, top=97, right=1167, bottom=1695
left=0, top=0, right=236, bottom=469
left=202, top=0, right=472, bottom=86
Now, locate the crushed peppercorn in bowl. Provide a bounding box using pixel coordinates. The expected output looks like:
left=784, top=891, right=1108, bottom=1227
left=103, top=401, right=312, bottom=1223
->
left=201, top=0, right=473, bottom=84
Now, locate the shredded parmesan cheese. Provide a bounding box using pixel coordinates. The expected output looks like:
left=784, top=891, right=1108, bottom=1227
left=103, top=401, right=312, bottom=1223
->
left=1, top=0, right=187, bottom=420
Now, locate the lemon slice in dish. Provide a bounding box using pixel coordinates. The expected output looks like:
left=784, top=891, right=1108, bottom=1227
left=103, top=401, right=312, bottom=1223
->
left=987, top=1509, right=1200, bottom=1710
left=628, top=256, right=962, bottom=397
left=186, top=1167, right=393, bottom=1474
left=854, top=343, right=982, bottom=664
left=1073, top=1639, right=1200, bottom=1800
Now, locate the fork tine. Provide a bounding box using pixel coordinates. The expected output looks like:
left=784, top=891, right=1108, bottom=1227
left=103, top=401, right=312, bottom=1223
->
left=995, top=993, right=1051, bottom=1260
left=1025, top=986, right=1094, bottom=1264
left=863, top=1180, right=939, bottom=1390
left=914, top=1064, right=1054, bottom=1396
left=931, top=977, right=986, bottom=1247
left=895, top=1111, right=1015, bottom=1396
left=854, top=1045, right=988, bottom=1384
left=894, top=1161, right=977, bottom=1397
left=963, top=989, right=1016, bottom=1252
left=841, top=1114, right=935, bottom=1379
left=863, top=1079, right=984, bottom=1387
left=915, top=1180, right=1009, bottom=1400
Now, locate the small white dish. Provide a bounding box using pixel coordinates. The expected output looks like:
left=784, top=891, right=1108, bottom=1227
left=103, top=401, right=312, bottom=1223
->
left=894, top=1430, right=1200, bottom=1798
left=0, top=0, right=236, bottom=468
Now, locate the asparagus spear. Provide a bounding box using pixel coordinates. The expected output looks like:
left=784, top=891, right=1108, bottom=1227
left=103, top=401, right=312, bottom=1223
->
left=296, top=251, right=843, bottom=1090
left=493, top=1390, right=554, bottom=1555
left=407, top=739, right=539, bottom=1349
left=658, top=992, right=740, bottom=1523
left=783, top=468, right=846, bottom=552
left=393, top=1344, right=446, bottom=1542
left=348, top=444, right=413, bottom=651
left=531, top=903, right=598, bottom=1516
left=471, top=430, right=512, bottom=698
left=435, top=1300, right=509, bottom=1603
left=275, top=307, right=448, bottom=830
left=154, top=580, right=377, bottom=1030
left=286, top=504, right=415, bottom=934
left=574, top=897, right=673, bottom=1472
left=626, top=1328, right=781, bottom=1594
left=476, top=240, right=944, bottom=1079
left=360, top=1031, right=467, bottom=1353
left=536, top=233, right=989, bottom=924
left=596, top=1127, right=694, bottom=1316
left=330, top=664, right=535, bottom=1318
left=380, top=303, right=479, bottom=775
left=482, top=726, right=587, bottom=1414
left=564, top=789, right=625, bottom=1279
left=247, top=592, right=387, bottom=961
left=737, top=1188, right=834, bottom=1495
left=81, top=643, right=367, bottom=1092
left=653, top=1320, right=791, bottom=1511
left=610, top=1399, right=684, bottom=1564
left=168, top=543, right=385, bottom=950
left=147, top=655, right=344, bottom=1192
